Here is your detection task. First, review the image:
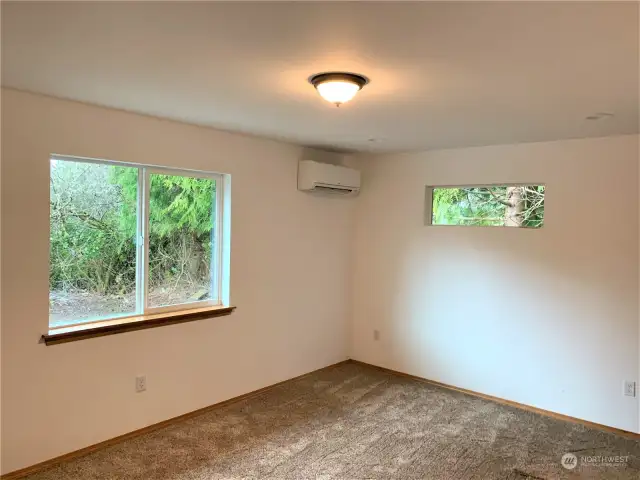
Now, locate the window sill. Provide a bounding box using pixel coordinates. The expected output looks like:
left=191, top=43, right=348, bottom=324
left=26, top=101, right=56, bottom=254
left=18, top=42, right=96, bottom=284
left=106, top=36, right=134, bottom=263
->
left=42, top=306, right=236, bottom=346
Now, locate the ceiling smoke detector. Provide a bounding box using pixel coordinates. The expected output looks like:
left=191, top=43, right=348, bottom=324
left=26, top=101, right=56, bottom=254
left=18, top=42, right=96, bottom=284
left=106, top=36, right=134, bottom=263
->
left=309, top=72, right=369, bottom=107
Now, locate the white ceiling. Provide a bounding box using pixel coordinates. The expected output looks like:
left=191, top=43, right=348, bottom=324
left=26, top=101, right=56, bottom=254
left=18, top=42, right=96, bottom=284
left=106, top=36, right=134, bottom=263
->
left=2, top=1, right=638, bottom=153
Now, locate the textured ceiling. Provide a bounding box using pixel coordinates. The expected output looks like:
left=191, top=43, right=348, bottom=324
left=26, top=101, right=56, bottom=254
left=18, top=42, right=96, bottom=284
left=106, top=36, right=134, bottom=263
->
left=2, top=1, right=638, bottom=153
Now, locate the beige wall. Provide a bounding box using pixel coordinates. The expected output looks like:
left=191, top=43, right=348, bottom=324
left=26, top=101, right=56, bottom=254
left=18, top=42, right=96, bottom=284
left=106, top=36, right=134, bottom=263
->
left=2, top=88, right=639, bottom=474
left=0, top=89, right=355, bottom=473
left=351, top=135, right=640, bottom=433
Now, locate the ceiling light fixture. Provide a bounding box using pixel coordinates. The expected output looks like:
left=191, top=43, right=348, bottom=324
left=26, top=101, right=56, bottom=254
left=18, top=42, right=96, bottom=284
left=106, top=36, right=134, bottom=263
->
left=309, top=72, right=369, bottom=107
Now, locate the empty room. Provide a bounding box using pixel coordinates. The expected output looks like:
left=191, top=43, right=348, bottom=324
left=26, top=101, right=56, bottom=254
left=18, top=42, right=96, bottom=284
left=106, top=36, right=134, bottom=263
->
left=1, top=1, right=639, bottom=479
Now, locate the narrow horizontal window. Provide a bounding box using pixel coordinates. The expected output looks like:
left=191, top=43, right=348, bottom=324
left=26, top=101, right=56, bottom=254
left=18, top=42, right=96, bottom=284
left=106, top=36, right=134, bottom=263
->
left=427, top=185, right=545, bottom=228
left=49, top=156, right=229, bottom=330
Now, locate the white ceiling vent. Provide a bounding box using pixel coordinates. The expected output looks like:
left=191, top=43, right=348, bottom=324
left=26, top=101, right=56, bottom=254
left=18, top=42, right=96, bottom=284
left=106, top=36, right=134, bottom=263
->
left=297, top=160, right=360, bottom=196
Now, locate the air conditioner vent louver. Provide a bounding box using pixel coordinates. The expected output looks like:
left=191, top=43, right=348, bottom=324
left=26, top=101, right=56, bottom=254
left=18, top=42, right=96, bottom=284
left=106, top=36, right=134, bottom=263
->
left=297, top=160, right=360, bottom=196
left=314, top=185, right=355, bottom=194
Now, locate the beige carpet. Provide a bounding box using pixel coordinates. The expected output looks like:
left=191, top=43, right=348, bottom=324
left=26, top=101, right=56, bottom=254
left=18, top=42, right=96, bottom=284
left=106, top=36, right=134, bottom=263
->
left=25, top=362, right=640, bottom=479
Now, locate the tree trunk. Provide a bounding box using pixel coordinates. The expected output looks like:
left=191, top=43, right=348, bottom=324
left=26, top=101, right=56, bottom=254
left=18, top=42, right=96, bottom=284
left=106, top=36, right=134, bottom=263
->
left=186, top=232, right=204, bottom=280
left=504, top=187, right=524, bottom=226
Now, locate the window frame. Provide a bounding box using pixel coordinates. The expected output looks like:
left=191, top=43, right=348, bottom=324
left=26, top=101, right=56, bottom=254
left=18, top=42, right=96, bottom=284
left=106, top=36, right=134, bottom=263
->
left=49, top=155, right=228, bottom=329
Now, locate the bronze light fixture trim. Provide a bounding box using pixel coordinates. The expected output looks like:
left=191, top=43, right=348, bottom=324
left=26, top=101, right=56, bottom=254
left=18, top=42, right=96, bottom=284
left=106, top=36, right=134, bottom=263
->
left=309, top=72, right=370, bottom=106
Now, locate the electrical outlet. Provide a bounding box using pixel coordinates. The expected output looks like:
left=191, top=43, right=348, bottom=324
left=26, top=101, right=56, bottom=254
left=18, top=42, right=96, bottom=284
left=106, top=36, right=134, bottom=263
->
left=373, top=330, right=380, bottom=341
left=624, top=380, right=636, bottom=397
left=136, top=375, right=147, bottom=393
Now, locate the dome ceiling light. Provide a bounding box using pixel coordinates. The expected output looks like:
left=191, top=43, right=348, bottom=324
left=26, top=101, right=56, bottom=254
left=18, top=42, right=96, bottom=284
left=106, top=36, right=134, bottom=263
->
left=309, top=72, right=369, bottom=107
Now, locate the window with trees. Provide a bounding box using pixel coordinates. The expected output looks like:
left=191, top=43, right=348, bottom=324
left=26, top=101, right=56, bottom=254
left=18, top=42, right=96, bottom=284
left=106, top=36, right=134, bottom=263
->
left=428, top=185, right=545, bottom=228
left=49, top=156, right=226, bottom=328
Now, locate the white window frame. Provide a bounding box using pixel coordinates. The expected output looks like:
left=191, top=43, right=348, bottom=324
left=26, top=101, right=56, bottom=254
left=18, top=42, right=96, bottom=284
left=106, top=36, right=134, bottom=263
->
left=50, top=155, right=228, bottom=327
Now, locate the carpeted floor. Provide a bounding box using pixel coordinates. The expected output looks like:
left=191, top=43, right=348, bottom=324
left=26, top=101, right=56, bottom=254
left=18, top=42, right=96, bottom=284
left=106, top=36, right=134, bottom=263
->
left=25, top=362, right=640, bottom=479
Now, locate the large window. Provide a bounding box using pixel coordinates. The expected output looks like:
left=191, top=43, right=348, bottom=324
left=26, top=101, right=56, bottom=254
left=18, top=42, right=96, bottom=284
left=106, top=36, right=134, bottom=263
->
left=49, top=156, right=226, bottom=328
left=427, top=185, right=545, bottom=228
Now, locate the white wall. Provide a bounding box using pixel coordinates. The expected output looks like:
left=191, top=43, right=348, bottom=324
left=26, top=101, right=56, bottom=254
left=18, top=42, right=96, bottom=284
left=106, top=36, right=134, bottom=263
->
left=0, top=89, right=355, bottom=474
left=351, top=135, right=640, bottom=433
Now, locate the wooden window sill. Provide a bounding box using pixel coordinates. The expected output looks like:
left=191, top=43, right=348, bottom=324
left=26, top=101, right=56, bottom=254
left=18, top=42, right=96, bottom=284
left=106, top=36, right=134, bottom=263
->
left=42, top=306, right=236, bottom=346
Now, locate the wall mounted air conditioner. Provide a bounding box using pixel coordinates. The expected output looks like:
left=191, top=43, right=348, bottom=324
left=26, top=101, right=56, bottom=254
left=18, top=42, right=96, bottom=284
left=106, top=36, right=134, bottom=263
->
left=297, top=160, right=361, bottom=195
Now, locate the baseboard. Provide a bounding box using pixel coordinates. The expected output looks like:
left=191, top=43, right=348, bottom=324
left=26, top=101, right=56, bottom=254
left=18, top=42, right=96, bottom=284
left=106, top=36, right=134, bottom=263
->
left=0, top=359, right=350, bottom=480
left=348, top=359, right=640, bottom=441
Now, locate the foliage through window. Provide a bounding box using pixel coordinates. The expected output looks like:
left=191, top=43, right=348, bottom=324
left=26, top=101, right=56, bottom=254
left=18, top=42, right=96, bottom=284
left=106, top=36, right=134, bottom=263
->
left=49, top=157, right=225, bottom=328
left=429, top=185, right=545, bottom=228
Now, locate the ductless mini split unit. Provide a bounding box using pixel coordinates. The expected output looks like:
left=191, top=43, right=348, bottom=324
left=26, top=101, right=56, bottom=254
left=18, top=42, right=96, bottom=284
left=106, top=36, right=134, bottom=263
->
left=297, top=160, right=361, bottom=195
